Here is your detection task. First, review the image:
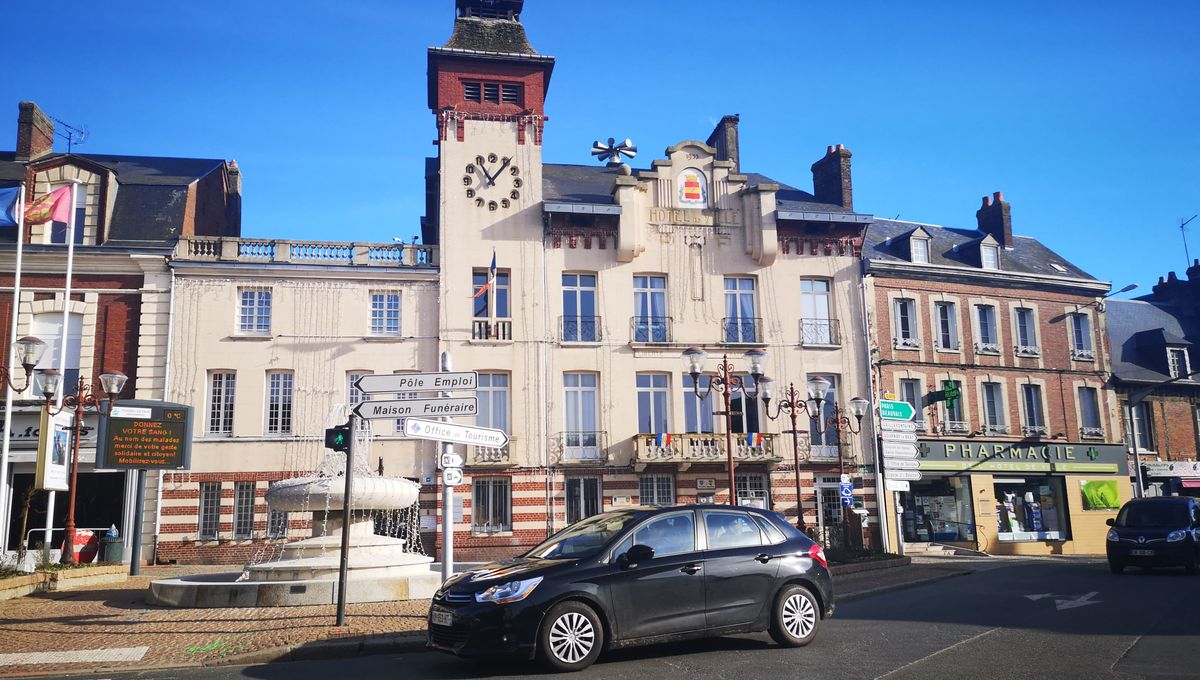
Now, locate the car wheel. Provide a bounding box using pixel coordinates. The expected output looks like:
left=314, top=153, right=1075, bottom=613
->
left=769, top=585, right=820, bottom=647
left=538, top=601, right=604, bottom=672
left=1109, top=561, right=1124, bottom=574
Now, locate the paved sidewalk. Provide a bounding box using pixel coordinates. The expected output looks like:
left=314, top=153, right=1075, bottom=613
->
left=0, top=561, right=974, bottom=677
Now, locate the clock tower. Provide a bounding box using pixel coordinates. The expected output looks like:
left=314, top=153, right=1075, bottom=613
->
left=427, top=0, right=554, bottom=239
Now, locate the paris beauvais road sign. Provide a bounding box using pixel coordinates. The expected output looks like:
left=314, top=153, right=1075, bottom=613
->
left=405, top=418, right=509, bottom=449
left=353, top=397, right=477, bottom=420
left=879, top=399, right=915, bottom=421
left=354, top=371, right=478, bottom=394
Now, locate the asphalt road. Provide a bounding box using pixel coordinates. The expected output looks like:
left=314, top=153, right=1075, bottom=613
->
left=70, top=557, right=1200, bottom=680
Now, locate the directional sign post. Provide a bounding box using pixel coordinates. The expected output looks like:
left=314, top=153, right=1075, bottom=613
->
left=884, top=469, right=923, bottom=482
left=881, top=441, right=920, bottom=458
left=879, top=420, right=918, bottom=432
left=885, top=479, right=911, bottom=493
left=839, top=482, right=854, bottom=507
left=354, top=372, right=478, bottom=394
left=353, top=397, right=477, bottom=420
left=439, top=452, right=465, bottom=469
left=881, top=430, right=918, bottom=443
left=883, top=458, right=920, bottom=470
left=405, top=418, right=510, bottom=449
left=879, top=400, right=916, bottom=421
left=442, top=468, right=464, bottom=486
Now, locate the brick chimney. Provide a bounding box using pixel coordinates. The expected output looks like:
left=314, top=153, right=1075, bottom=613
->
left=15, top=101, right=54, bottom=162
left=976, top=191, right=1013, bottom=248
left=811, top=144, right=852, bottom=210
left=225, top=160, right=242, bottom=236
left=705, top=114, right=740, bottom=172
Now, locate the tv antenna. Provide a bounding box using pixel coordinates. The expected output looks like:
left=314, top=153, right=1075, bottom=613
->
left=50, top=116, right=88, bottom=153
left=1181, top=215, right=1198, bottom=265
left=591, top=137, right=637, bottom=165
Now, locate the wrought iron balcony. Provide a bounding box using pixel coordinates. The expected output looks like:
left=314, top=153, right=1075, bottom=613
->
left=808, top=444, right=839, bottom=462
left=470, top=445, right=511, bottom=466
left=975, top=342, right=1001, bottom=354
left=800, top=319, right=841, bottom=347
left=1072, top=348, right=1096, bottom=361
left=561, top=316, right=602, bottom=343
left=551, top=431, right=608, bottom=465
left=631, top=316, right=672, bottom=344
left=1021, top=425, right=1049, bottom=437
left=983, top=423, right=1010, bottom=435
left=722, top=317, right=763, bottom=344
left=893, top=336, right=920, bottom=350
left=633, top=432, right=781, bottom=471
left=1015, top=345, right=1041, bottom=357
left=472, top=319, right=512, bottom=341
left=1080, top=426, right=1105, bottom=440
left=944, top=420, right=970, bottom=434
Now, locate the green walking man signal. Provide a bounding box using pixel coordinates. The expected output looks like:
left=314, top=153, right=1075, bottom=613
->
left=325, top=425, right=352, bottom=452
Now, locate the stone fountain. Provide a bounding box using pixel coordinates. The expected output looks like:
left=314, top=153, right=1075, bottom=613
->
left=149, top=452, right=440, bottom=608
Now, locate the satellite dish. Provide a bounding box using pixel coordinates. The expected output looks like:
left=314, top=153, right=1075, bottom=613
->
left=591, top=137, right=637, bottom=164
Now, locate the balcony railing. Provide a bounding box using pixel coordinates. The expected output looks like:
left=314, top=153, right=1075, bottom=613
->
left=472, top=319, right=512, bottom=341
left=1080, top=426, right=1105, bottom=440
left=631, top=316, right=672, bottom=344
left=1072, top=348, right=1096, bottom=361
left=808, top=444, right=839, bottom=462
left=175, top=237, right=436, bottom=266
left=633, top=432, right=781, bottom=470
left=470, top=445, right=511, bottom=466
left=982, top=423, right=1009, bottom=435
left=800, top=319, right=841, bottom=347
left=561, top=316, right=602, bottom=343
left=552, top=431, right=608, bottom=465
left=1021, top=425, right=1049, bottom=437
left=1015, top=345, right=1041, bottom=357
left=894, top=336, right=920, bottom=350
left=722, top=317, right=762, bottom=344
left=975, top=342, right=1001, bottom=354
left=944, top=420, right=970, bottom=434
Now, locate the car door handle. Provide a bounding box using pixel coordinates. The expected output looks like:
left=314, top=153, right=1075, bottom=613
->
left=755, top=554, right=774, bottom=564
left=680, top=564, right=702, bottom=575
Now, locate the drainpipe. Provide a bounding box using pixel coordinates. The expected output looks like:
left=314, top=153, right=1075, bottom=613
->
left=859, top=266, right=890, bottom=554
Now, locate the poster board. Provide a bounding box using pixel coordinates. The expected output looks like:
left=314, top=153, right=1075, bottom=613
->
left=34, top=410, right=71, bottom=491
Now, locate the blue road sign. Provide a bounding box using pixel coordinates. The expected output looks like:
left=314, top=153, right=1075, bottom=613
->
left=839, top=482, right=854, bottom=506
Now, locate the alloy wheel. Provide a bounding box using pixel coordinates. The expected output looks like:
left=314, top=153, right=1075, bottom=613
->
left=782, top=592, right=817, bottom=639
left=548, top=611, right=596, bottom=664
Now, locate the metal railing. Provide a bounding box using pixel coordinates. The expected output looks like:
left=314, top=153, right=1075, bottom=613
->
left=975, top=342, right=1001, bottom=354
left=800, top=319, right=841, bottom=347
left=630, top=316, right=672, bottom=344
left=1021, top=425, right=1048, bottom=437
left=1072, top=348, right=1096, bottom=361
left=561, top=316, right=602, bottom=343
left=893, top=336, right=920, bottom=349
left=553, top=431, right=608, bottom=465
left=1080, top=426, right=1105, bottom=439
left=634, top=432, right=780, bottom=467
left=472, top=319, right=512, bottom=341
left=983, top=423, right=1010, bottom=435
left=471, top=445, right=511, bottom=466
left=1015, top=345, right=1041, bottom=357
left=176, top=237, right=436, bottom=267
left=943, top=420, right=970, bottom=434
left=722, top=317, right=762, bottom=344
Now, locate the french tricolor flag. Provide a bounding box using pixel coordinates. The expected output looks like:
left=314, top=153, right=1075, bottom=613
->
left=655, top=433, right=672, bottom=447
left=746, top=432, right=762, bottom=447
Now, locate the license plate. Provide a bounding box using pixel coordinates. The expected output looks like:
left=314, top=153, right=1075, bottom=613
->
left=430, top=609, right=453, bottom=627
left=1130, top=549, right=1155, bottom=556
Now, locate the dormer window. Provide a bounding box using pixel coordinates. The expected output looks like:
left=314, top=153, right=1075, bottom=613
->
left=981, top=244, right=1000, bottom=270
left=910, top=236, right=930, bottom=264
left=1168, top=347, right=1191, bottom=379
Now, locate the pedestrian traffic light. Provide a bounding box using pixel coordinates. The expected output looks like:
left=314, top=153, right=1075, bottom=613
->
left=325, top=425, right=351, bottom=452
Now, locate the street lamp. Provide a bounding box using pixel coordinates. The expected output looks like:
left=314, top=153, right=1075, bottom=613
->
left=1, top=336, right=48, bottom=394
left=682, top=347, right=765, bottom=506
left=37, top=369, right=126, bottom=565
left=759, top=378, right=810, bottom=530
left=806, top=383, right=868, bottom=529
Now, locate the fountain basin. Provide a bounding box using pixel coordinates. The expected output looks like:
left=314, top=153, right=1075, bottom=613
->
left=148, top=568, right=441, bottom=608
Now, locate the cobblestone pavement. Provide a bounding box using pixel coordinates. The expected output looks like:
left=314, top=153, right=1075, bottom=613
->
left=0, top=561, right=975, bottom=677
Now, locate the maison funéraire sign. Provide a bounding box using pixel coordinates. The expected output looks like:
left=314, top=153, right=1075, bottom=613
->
left=96, top=400, right=193, bottom=470
left=915, top=440, right=1127, bottom=475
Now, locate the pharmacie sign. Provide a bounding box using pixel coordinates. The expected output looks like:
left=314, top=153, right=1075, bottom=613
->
left=916, top=440, right=1127, bottom=474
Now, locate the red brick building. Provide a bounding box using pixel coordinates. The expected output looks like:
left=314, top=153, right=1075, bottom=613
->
left=863, top=193, right=1131, bottom=556
left=1, top=101, right=239, bottom=562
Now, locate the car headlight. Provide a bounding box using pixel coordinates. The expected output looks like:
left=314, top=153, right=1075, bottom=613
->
left=1107, top=530, right=1119, bottom=542
left=475, top=576, right=543, bottom=604
left=1167, top=530, right=1187, bottom=543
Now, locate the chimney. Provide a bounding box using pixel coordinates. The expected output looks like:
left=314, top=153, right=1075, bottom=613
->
left=15, top=101, right=54, bottom=162
left=705, top=114, right=740, bottom=172
left=225, top=160, right=242, bottom=236
left=811, top=143, right=853, bottom=210
left=975, top=191, right=1013, bottom=248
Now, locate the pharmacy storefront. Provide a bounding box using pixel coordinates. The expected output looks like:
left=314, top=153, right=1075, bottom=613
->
left=895, top=440, right=1131, bottom=556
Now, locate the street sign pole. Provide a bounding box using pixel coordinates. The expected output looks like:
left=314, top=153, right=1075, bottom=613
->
left=335, top=414, right=354, bottom=627
left=129, top=468, right=146, bottom=576
left=440, top=352, right=455, bottom=583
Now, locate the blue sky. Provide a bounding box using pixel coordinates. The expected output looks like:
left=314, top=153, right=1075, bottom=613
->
left=3, top=1, right=1196, bottom=295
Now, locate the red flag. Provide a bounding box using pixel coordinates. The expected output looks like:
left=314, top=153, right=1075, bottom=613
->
left=24, top=186, right=73, bottom=225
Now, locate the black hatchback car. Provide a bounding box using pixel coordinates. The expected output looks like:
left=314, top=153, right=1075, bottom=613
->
left=1106, top=496, right=1200, bottom=574
left=428, top=505, right=834, bottom=672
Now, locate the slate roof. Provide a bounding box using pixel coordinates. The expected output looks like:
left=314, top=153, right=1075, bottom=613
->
left=1107, top=299, right=1200, bottom=385
left=0, top=152, right=23, bottom=181
left=442, top=16, right=538, bottom=55
left=742, top=172, right=849, bottom=214
left=863, top=218, right=1097, bottom=280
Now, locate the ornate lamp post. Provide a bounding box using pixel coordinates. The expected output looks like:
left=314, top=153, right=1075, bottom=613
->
left=1, top=337, right=49, bottom=393
left=37, top=369, right=126, bottom=565
left=805, top=383, right=869, bottom=527
left=681, top=347, right=766, bottom=507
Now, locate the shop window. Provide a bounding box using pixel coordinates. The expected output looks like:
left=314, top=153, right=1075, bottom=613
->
left=900, top=477, right=975, bottom=543
left=994, top=477, right=1069, bottom=542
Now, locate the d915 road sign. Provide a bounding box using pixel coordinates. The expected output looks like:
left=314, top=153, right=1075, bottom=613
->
left=879, top=400, right=915, bottom=421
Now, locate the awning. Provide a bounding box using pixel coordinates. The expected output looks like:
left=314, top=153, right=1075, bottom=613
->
left=1181, top=479, right=1200, bottom=488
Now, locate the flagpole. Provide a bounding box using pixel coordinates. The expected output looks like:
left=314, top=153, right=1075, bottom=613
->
left=488, top=249, right=496, bottom=324
left=0, top=186, right=27, bottom=556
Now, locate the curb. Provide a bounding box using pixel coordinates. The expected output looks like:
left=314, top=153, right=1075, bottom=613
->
left=838, top=567, right=975, bottom=602
left=829, top=556, right=911, bottom=576
left=210, top=631, right=428, bottom=667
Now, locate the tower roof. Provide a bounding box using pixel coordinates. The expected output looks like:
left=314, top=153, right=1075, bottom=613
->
left=444, top=0, right=537, bottom=55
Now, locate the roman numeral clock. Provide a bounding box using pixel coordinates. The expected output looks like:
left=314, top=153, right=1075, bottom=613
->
left=463, top=153, right=522, bottom=211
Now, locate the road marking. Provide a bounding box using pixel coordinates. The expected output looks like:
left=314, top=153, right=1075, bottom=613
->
left=1055, top=591, right=1101, bottom=611
left=1024, top=593, right=1056, bottom=601
left=0, top=647, right=149, bottom=667
left=874, top=627, right=1001, bottom=679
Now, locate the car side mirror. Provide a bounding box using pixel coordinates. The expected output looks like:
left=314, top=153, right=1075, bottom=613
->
left=619, top=544, right=655, bottom=569
left=1105, top=518, right=1115, bottom=527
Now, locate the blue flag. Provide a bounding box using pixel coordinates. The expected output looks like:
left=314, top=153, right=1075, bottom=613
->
left=0, top=187, right=18, bottom=228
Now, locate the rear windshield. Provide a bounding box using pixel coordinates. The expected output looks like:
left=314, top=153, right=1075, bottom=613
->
left=1116, top=502, right=1190, bottom=528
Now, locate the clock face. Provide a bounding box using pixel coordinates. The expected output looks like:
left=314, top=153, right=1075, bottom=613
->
left=463, top=153, right=521, bottom=210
